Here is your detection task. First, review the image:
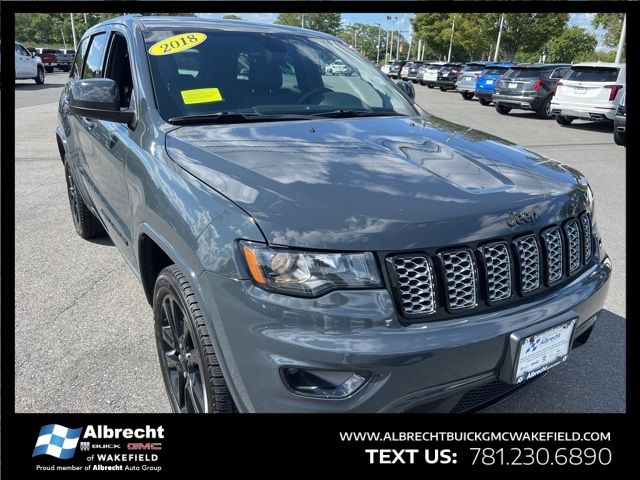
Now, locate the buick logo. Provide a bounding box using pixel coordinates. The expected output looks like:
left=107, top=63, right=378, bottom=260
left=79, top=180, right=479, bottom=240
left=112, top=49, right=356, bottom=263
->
left=506, top=209, right=539, bottom=227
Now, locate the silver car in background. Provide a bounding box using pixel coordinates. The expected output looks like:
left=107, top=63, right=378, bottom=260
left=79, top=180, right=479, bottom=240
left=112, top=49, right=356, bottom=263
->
left=456, top=62, right=487, bottom=100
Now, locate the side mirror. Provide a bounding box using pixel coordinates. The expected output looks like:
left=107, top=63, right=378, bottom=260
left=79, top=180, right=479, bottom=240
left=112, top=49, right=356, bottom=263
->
left=69, top=78, right=134, bottom=124
left=31, top=52, right=36, bottom=58
left=396, top=80, right=415, bottom=100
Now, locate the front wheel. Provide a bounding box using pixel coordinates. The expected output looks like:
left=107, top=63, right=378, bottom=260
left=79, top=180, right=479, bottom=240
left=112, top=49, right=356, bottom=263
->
left=556, top=115, right=573, bottom=126
left=64, top=162, right=104, bottom=239
left=478, top=97, right=489, bottom=106
left=154, top=265, right=236, bottom=414
left=614, top=130, right=625, bottom=146
left=535, top=96, right=553, bottom=119
left=461, top=92, right=474, bottom=100
left=495, top=104, right=511, bottom=115
left=34, top=67, right=45, bottom=85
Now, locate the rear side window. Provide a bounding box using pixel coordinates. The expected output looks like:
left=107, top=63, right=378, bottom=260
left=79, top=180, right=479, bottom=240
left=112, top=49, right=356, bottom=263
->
left=564, top=67, right=619, bottom=82
left=550, top=67, right=570, bottom=79
left=82, top=32, right=108, bottom=79
left=483, top=67, right=508, bottom=75
left=72, top=38, right=89, bottom=79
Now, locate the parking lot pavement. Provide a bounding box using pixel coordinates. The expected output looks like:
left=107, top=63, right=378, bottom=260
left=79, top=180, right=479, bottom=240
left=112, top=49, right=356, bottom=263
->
left=14, top=78, right=625, bottom=413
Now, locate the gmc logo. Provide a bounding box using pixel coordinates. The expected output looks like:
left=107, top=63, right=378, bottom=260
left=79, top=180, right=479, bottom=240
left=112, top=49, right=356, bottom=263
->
left=506, top=210, right=539, bottom=227
left=127, top=443, right=162, bottom=451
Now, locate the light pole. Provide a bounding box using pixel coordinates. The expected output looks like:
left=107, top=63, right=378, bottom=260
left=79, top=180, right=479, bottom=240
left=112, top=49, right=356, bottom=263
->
left=615, top=13, right=626, bottom=63
left=301, top=13, right=305, bottom=29
left=70, top=13, right=77, bottom=51
left=84, top=13, right=88, bottom=28
left=406, top=35, right=412, bottom=61
left=61, top=28, right=67, bottom=50
left=387, top=15, right=397, bottom=62
left=375, top=23, right=382, bottom=65
left=447, top=15, right=455, bottom=62
left=494, top=14, right=504, bottom=62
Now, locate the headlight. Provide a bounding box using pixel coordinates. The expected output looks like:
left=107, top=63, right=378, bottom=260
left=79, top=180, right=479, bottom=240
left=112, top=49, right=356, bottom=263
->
left=586, top=184, right=595, bottom=217
left=240, top=241, right=382, bottom=297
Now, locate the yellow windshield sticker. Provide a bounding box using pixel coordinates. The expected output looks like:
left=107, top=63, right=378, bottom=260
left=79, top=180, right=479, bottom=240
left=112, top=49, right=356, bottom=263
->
left=180, top=88, right=224, bottom=105
left=148, top=33, right=207, bottom=56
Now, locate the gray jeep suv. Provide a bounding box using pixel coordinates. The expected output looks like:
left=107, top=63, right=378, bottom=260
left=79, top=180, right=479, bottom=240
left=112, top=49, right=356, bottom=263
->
left=57, top=16, right=611, bottom=413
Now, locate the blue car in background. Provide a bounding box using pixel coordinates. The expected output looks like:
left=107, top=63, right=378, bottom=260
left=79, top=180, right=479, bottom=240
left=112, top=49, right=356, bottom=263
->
left=474, top=62, right=515, bottom=105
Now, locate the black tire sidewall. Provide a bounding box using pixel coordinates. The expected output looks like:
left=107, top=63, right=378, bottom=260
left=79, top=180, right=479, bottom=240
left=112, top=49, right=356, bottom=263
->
left=153, top=270, right=215, bottom=414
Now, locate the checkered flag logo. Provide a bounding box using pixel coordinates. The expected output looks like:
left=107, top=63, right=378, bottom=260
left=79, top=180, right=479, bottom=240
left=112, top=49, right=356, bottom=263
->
left=32, top=424, right=83, bottom=459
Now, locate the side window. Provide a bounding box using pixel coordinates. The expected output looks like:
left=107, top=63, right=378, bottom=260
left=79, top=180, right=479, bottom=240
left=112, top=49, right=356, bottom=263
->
left=72, top=39, right=89, bottom=78
left=82, top=33, right=108, bottom=79
left=550, top=68, right=566, bottom=79
left=103, top=32, right=134, bottom=108
left=15, top=44, right=22, bottom=55
left=19, top=44, right=31, bottom=56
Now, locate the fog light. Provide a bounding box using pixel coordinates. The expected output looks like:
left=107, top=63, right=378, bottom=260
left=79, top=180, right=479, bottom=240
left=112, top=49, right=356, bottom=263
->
left=283, top=368, right=368, bottom=399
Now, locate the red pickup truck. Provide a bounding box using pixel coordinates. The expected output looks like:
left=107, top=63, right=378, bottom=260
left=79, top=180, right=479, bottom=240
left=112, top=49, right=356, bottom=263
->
left=35, top=48, right=58, bottom=73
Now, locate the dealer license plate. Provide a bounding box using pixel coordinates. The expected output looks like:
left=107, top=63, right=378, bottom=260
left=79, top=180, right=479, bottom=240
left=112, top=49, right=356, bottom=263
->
left=485, top=79, right=493, bottom=85
left=574, top=87, right=586, bottom=94
left=464, top=76, right=472, bottom=81
left=508, top=82, right=518, bottom=88
left=514, top=319, right=576, bottom=383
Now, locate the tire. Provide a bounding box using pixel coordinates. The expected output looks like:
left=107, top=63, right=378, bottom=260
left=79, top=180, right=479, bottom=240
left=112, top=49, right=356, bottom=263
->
left=614, top=130, right=625, bottom=146
left=461, top=92, right=474, bottom=100
left=535, top=96, right=553, bottom=119
left=478, top=97, right=489, bottom=106
left=495, top=104, right=511, bottom=115
left=411, top=79, right=417, bottom=84
left=419, top=81, right=426, bottom=86
left=64, top=162, right=104, bottom=239
left=34, top=67, right=45, bottom=85
left=45, top=66, right=54, bottom=73
left=439, top=86, right=447, bottom=91
left=154, top=265, right=235, bottom=414
left=556, top=115, right=573, bottom=126
left=427, top=84, right=434, bottom=89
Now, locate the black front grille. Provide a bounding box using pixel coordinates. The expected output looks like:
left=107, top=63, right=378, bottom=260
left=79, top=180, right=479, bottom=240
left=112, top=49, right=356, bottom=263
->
left=451, top=380, right=518, bottom=413
left=387, top=212, right=593, bottom=320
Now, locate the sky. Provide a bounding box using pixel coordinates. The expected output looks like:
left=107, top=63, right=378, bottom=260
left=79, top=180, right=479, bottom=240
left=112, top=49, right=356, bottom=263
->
left=198, top=12, right=608, bottom=49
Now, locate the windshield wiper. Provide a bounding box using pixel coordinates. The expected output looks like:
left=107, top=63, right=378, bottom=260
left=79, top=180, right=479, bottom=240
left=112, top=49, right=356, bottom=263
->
left=168, top=111, right=317, bottom=125
left=311, top=109, right=405, bottom=119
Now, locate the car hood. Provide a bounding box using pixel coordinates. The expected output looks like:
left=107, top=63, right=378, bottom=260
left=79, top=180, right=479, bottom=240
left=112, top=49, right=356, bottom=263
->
left=166, top=115, right=588, bottom=251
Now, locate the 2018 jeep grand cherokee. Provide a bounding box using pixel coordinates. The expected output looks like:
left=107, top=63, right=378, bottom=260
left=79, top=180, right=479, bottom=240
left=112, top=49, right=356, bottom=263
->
left=57, top=16, right=611, bottom=413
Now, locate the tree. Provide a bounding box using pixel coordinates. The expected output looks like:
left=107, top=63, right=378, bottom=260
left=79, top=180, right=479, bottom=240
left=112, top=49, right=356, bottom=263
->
left=546, top=26, right=597, bottom=63
left=222, top=14, right=244, bottom=21
left=592, top=13, right=624, bottom=48
left=498, top=13, right=569, bottom=61
left=275, top=13, right=342, bottom=36
left=574, top=49, right=619, bottom=63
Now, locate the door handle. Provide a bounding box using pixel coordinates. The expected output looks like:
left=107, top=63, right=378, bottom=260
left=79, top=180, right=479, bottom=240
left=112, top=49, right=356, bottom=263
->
left=82, top=117, right=95, bottom=130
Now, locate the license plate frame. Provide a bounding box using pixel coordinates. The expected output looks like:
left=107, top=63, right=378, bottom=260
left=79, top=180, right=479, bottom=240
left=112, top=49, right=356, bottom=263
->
left=485, top=79, right=494, bottom=85
left=574, top=87, right=587, bottom=94
left=498, top=312, right=578, bottom=385
left=508, top=82, right=518, bottom=89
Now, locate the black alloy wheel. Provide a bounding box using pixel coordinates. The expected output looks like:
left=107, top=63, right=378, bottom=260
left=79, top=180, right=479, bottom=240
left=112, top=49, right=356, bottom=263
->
left=157, top=292, right=208, bottom=413
left=461, top=91, right=474, bottom=100
left=66, top=164, right=82, bottom=231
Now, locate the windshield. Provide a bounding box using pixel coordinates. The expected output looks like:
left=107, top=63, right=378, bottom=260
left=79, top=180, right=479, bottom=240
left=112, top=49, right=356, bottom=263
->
left=565, top=67, right=619, bottom=82
left=144, top=29, right=416, bottom=122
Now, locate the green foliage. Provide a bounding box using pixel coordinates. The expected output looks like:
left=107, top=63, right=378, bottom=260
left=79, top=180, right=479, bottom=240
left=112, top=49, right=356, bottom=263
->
left=574, top=49, right=619, bottom=63
left=222, top=14, right=244, bottom=21
left=592, top=13, right=624, bottom=48
left=546, top=26, right=597, bottom=63
left=499, top=13, right=569, bottom=61
left=275, top=13, right=342, bottom=36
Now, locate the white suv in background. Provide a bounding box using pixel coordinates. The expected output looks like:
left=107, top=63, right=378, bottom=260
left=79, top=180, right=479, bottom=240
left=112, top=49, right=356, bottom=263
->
left=551, top=62, right=625, bottom=125
left=15, top=42, right=45, bottom=84
left=420, top=61, right=446, bottom=88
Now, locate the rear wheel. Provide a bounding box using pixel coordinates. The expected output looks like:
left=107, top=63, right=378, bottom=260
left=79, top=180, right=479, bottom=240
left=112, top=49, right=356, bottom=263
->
left=64, top=162, right=104, bottom=239
left=495, top=104, right=511, bottom=115
left=154, top=265, right=235, bottom=414
left=478, top=97, right=489, bottom=106
left=461, top=92, right=474, bottom=100
left=556, top=115, right=573, bottom=126
left=427, top=84, right=434, bottom=89
left=419, top=80, right=426, bottom=86
left=439, top=86, right=447, bottom=91
left=34, top=66, right=45, bottom=85
left=535, top=96, right=553, bottom=119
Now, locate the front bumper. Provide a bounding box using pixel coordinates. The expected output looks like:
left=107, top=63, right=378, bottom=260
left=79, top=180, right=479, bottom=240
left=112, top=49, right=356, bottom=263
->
left=199, top=251, right=612, bottom=413
left=493, top=92, right=543, bottom=111
left=550, top=100, right=618, bottom=121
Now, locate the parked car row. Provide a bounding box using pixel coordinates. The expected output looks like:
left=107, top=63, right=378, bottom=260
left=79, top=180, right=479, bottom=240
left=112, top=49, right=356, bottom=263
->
left=389, top=59, right=627, bottom=147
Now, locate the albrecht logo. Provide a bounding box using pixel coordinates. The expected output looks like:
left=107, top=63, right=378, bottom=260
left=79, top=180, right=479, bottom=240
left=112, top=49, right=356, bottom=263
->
left=32, top=425, right=83, bottom=459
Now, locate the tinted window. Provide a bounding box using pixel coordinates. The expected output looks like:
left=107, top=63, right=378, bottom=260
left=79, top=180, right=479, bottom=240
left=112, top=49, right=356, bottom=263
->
left=565, top=67, right=619, bottom=82
left=550, top=67, right=569, bottom=79
left=72, top=38, right=89, bottom=79
left=82, top=33, right=108, bottom=79
left=103, top=33, right=134, bottom=108
left=505, top=68, right=542, bottom=79
left=15, top=44, right=21, bottom=54
left=483, top=67, right=509, bottom=75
